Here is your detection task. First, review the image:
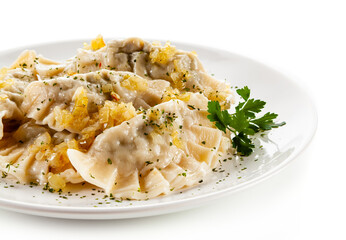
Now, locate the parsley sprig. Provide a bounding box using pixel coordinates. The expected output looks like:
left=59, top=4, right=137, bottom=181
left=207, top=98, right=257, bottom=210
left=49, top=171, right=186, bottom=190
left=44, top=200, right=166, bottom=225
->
left=207, top=86, right=286, bottom=156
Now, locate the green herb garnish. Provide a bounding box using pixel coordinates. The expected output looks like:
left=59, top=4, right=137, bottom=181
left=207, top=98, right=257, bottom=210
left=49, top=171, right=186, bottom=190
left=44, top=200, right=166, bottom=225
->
left=207, top=86, right=285, bottom=156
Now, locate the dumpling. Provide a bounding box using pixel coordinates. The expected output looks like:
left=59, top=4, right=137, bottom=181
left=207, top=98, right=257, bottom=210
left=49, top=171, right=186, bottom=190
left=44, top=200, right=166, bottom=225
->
left=0, top=68, right=28, bottom=140
left=67, top=98, right=230, bottom=200
left=20, top=70, right=170, bottom=134
left=0, top=50, right=69, bottom=139
left=62, top=37, right=232, bottom=104
left=0, top=98, right=23, bottom=139
left=21, top=77, right=106, bottom=133
left=0, top=122, right=83, bottom=185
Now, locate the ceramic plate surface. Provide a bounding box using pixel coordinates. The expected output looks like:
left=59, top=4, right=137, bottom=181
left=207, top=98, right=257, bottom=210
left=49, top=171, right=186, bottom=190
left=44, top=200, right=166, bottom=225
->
left=0, top=39, right=317, bottom=219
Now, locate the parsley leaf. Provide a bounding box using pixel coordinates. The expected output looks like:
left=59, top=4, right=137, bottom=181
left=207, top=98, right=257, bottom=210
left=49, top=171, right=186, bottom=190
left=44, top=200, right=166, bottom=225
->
left=207, top=86, right=286, bottom=156
left=236, top=86, right=250, bottom=101
left=227, top=111, right=255, bottom=135
left=251, top=112, right=286, bottom=130
left=236, top=98, right=266, bottom=118
left=232, top=132, right=255, bottom=156
left=207, top=101, right=232, bottom=133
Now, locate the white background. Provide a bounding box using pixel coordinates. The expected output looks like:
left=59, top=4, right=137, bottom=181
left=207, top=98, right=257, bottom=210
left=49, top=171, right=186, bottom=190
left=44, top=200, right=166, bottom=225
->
left=0, top=0, right=344, bottom=239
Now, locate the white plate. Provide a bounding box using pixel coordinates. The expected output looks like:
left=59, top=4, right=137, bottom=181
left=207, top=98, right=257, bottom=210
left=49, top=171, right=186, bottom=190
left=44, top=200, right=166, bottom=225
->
left=0, top=39, right=317, bottom=219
